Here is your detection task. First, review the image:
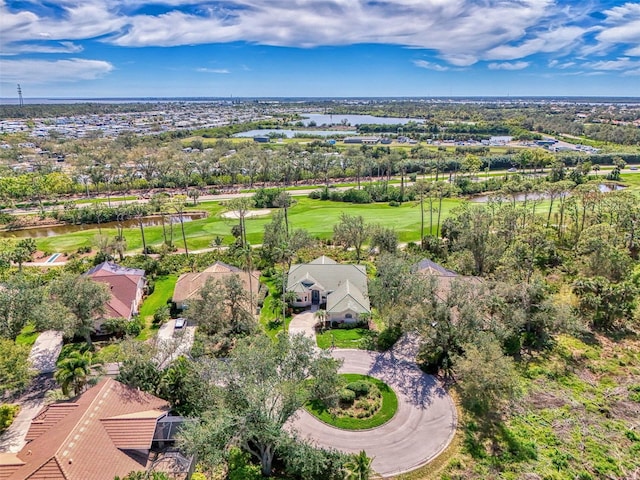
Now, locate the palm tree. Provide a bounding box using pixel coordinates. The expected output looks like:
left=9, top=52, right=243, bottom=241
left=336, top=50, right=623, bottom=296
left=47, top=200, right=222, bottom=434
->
left=344, top=450, right=374, bottom=480
left=314, top=309, right=329, bottom=329
left=55, top=350, right=95, bottom=396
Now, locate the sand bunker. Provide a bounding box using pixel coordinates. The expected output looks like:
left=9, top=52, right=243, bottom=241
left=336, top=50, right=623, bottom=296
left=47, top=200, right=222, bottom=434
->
left=221, top=209, right=272, bottom=219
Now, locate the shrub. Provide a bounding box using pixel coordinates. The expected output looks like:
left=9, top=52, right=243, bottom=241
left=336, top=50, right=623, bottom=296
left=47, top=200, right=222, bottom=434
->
left=339, top=388, right=356, bottom=405
left=388, top=200, right=400, bottom=207
left=377, top=326, right=402, bottom=351
left=0, top=404, right=20, bottom=435
left=346, top=381, right=371, bottom=397
left=153, top=305, right=170, bottom=325
left=125, top=317, right=143, bottom=337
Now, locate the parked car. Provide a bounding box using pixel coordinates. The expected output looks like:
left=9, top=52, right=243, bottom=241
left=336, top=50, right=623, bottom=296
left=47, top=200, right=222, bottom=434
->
left=175, top=318, right=186, bottom=329
left=507, top=167, right=518, bottom=173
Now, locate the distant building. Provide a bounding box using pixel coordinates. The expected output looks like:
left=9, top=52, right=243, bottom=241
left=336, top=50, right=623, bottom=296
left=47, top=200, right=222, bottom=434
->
left=344, top=136, right=380, bottom=145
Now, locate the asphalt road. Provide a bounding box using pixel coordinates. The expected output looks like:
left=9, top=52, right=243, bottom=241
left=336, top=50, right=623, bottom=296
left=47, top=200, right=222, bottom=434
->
left=287, top=333, right=457, bottom=478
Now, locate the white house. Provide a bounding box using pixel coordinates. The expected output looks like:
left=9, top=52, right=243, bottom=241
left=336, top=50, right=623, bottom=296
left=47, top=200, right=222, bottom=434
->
left=287, top=256, right=370, bottom=324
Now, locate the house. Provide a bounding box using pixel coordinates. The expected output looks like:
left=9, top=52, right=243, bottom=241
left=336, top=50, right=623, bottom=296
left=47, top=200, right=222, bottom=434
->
left=172, top=261, right=261, bottom=311
left=343, top=136, right=380, bottom=144
left=413, top=258, right=482, bottom=301
left=85, top=262, right=146, bottom=321
left=287, top=256, right=370, bottom=324
left=0, top=378, right=192, bottom=480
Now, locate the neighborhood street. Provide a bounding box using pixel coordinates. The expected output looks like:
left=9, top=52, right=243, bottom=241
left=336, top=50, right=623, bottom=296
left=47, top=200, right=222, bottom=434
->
left=287, top=313, right=457, bottom=478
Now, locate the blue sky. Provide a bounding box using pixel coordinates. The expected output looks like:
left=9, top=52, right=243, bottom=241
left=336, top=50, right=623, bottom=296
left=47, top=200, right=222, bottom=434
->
left=1, top=0, right=639, bottom=98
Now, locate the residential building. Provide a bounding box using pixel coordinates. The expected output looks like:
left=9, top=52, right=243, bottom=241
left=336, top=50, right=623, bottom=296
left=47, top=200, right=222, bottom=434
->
left=172, top=261, right=261, bottom=311
left=85, top=262, right=146, bottom=321
left=0, top=378, right=192, bottom=480
left=287, top=256, right=370, bottom=324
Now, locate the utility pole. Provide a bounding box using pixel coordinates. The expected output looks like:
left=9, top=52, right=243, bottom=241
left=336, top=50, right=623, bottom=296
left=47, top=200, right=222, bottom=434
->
left=17, top=84, right=24, bottom=107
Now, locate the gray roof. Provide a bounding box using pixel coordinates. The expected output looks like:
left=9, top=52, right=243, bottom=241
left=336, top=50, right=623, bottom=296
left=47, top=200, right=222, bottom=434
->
left=326, top=280, right=370, bottom=314
left=85, top=261, right=145, bottom=278
left=309, top=255, right=337, bottom=265
left=287, top=257, right=367, bottom=294
left=412, top=259, right=458, bottom=277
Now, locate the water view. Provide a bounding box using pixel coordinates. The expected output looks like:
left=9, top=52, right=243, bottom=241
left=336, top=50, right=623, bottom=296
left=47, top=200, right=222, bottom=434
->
left=0, top=213, right=206, bottom=238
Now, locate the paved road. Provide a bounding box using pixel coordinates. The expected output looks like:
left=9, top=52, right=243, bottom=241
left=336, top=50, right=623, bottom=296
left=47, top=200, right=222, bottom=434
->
left=287, top=320, right=457, bottom=478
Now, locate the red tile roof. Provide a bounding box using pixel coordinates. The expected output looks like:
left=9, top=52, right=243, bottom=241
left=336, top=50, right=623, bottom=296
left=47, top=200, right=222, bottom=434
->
left=86, top=262, right=145, bottom=320
left=1, top=378, right=169, bottom=480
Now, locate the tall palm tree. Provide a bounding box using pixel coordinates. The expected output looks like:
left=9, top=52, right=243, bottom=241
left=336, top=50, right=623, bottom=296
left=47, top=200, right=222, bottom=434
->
left=55, top=350, right=95, bottom=396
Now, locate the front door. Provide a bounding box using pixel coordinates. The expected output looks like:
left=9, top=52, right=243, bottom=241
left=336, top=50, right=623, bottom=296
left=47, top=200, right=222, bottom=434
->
left=311, top=290, right=320, bottom=305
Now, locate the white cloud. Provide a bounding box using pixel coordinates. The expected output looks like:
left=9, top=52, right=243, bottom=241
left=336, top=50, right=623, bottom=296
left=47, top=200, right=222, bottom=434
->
left=1, top=0, right=564, bottom=66
left=625, top=45, right=640, bottom=56
left=622, top=68, right=640, bottom=76
left=0, top=41, right=83, bottom=56
left=585, top=57, right=639, bottom=70
left=0, top=58, right=114, bottom=83
left=413, top=60, right=448, bottom=71
left=488, top=61, right=530, bottom=70
left=196, top=68, right=230, bottom=74
left=548, top=59, right=575, bottom=69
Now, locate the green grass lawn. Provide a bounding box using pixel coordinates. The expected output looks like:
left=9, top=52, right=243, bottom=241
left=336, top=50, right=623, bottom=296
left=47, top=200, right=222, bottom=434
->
left=137, top=274, right=178, bottom=340
left=316, top=328, right=375, bottom=349
left=74, top=196, right=137, bottom=205
left=15, top=323, right=39, bottom=347
left=306, top=373, right=398, bottom=430
left=33, top=196, right=463, bottom=254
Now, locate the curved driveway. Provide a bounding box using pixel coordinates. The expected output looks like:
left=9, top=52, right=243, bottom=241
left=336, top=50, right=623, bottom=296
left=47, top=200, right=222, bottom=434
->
left=288, top=315, right=457, bottom=478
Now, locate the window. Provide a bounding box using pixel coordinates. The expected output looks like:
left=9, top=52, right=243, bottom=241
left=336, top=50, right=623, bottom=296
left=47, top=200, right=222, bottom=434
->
left=345, top=313, right=353, bottom=319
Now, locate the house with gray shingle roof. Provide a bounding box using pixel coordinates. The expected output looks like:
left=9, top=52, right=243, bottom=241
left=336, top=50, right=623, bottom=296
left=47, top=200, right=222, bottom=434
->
left=287, top=256, right=370, bottom=324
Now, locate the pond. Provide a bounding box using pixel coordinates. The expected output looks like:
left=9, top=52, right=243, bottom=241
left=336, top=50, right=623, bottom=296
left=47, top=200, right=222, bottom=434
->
left=0, top=213, right=206, bottom=238
left=470, top=184, right=626, bottom=203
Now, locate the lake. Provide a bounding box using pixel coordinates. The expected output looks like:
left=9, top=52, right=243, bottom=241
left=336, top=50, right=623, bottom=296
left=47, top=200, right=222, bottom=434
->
left=470, top=184, right=626, bottom=203
left=233, top=129, right=356, bottom=138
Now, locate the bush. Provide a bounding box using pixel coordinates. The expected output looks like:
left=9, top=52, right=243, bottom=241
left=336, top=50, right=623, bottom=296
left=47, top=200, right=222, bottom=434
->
left=339, top=388, right=356, bottom=405
left=153, top=305, right=170, bottom=325
left=0, top=404, right=20, bottom=435
left=346, top=381, right=370, bottom=397
left=388, top=200, right=400, bottom=207
left=125, top=317, right=143, bottom=337
left=377, top=326, right=402, bottom=351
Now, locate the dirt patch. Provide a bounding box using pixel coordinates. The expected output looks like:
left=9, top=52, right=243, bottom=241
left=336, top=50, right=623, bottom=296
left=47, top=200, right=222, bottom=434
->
left=221, top=209, right=271, bottom=219
left=527, top=390, right=568, bottom=410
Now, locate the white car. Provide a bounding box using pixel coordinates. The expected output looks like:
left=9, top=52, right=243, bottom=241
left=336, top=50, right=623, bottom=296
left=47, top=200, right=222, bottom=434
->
left=174, top=318, right=186, bottom=329
left=507, top=167, right=518, bottom=173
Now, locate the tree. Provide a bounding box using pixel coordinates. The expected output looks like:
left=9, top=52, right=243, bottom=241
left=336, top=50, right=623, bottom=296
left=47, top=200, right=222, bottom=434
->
left=0, top=339, right=34, bottom=397
left=333, top=213, right=371, bottom=262
left=344, top=450, right=375, bottom=480
left=171, top=194, right=189, bottom=256
left=225, top=196, right=255, bottom=249
left=55, top=350, right=94, bottom=396
left=114, top=472, right=171, bottom=480
left=48, top=274, right=111, bottom=347
left=9, top=238, right=37, bottom=271
left=156, top=356, right=208, bottom=416
left=453, top=334, right=522, bottom=417
left=573, top=276, right=638, bottom=330
left=179, top=334, right=342, bottom=477
left=185, top=275, right=255, bottom=336
left=0, top=277, right=44, bottom=340
left=370, top=224, right=398, bottom=254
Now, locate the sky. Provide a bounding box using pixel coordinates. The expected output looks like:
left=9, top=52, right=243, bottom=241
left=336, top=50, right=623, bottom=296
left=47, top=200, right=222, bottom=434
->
left=1, top=0, right=640, bottom=99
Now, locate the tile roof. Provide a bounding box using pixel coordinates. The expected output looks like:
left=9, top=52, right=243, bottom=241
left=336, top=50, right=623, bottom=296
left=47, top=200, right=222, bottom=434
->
left=172, top=264, right=260, bottom=305
left=1, top=378, right=169, bottom=480
left=85, top=262, right=145, bottom=320
left=326, top=280, right=370, bottom=314
left=287, top=257, right=368, bottom=295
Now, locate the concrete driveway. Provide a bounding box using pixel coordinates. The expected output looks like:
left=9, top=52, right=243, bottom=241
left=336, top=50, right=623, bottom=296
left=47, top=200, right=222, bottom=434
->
left=28, top=330, right=63, bottom=374
left=155, top=319, right=196, bottom=368
left=287, top=326, right=457, bottom=478
left=288, top=311, right=318, bottom=343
